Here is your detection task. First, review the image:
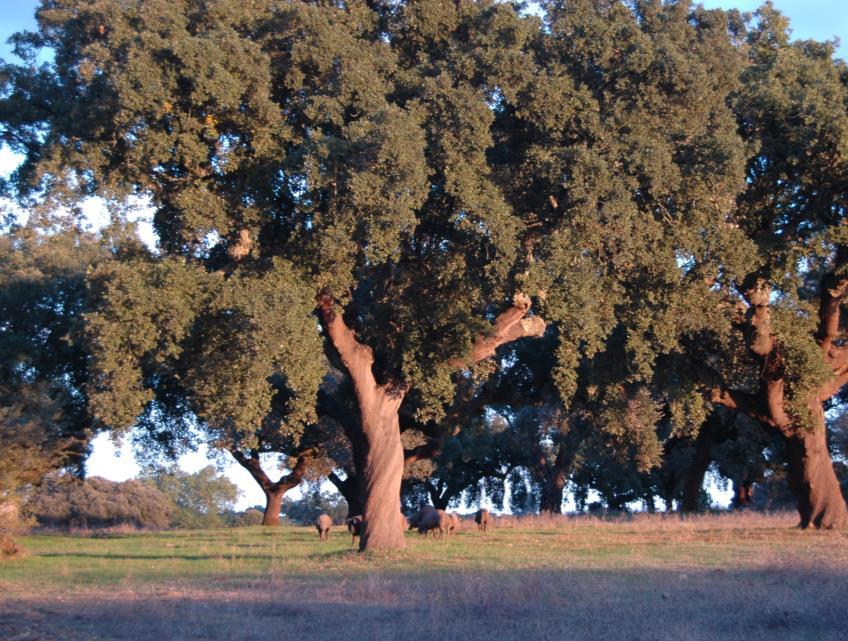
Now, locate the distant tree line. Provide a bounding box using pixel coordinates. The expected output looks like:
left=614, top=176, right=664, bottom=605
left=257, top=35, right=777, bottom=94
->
left=22, top=466, right=249, bottom=530
left=2, top=0, right=848, bottom=552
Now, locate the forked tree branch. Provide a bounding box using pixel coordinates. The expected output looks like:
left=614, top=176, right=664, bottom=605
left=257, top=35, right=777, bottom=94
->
left=454, top=292, right=547, bottom=367
left=317, top=294, right=379, bottom=399
left=403, top=439, right=442, bottom=466
left=230, top=448, right=314, bottom=494
left=817, top=264, right=848, bottom=366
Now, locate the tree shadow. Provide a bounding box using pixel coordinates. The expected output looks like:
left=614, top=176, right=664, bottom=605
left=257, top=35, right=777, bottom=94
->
left=3, top=567, right=846, bottom=641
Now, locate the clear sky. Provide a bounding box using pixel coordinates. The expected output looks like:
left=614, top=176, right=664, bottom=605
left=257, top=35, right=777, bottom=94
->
left=2, top=0, right=844, bottom=510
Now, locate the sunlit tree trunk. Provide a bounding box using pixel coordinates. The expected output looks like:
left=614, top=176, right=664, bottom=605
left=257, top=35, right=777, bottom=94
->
left=320, top=294, right=545, bottom=550
left=784, top=406, right=847, bottom=528
left=709, top=276, right=848, bottom=529
left=357, top=389, right=407, bottom=549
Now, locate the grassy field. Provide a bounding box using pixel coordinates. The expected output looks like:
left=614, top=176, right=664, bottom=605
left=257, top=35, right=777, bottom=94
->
left=2, top=511, right=847, bottom=641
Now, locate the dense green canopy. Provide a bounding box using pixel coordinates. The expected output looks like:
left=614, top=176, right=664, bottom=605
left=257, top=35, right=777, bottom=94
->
left=2, top=0, right=848, bottom=540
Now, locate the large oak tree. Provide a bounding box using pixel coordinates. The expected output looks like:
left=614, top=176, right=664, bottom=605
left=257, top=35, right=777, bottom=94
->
left=705, top=6, right=848, bottom=528
left=1, top=0, right=550, bottom=549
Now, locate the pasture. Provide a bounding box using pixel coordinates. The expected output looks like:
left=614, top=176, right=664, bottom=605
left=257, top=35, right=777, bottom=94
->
left=2, top=512, right=847, bottom=641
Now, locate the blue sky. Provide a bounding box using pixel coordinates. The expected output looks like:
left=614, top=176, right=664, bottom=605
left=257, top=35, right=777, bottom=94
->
left=1, top=0, right=844, bottom=509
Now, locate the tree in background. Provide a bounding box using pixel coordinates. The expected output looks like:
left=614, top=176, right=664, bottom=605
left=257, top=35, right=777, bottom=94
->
left=0, top=216, right=123, bottom=550
left=281, top=485, right=348, bottom=526
left=517, top=1, right=848, bottom=527
left=24, top=474, right=173, bottom=529
left=0, top=218, right=119, bottom=473
left=0, top=405, right=69, bottom=554
left=142, top=465, right=239, bottom=529
left=496, top=0, right=755, bottom=514
left=227, top=507, right=265, bottom=527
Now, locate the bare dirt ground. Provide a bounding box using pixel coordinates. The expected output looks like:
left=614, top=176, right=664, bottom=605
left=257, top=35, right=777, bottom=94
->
left=2, top=512, right=847, bottom=641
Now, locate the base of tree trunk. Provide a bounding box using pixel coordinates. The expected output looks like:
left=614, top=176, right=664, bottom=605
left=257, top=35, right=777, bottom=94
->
left=784, top=418, right=848, bottom=529
left=731, top=480, right=754, bottom=509
left=681, top=417, right=719, bottom=513
left=359, top=401, right=406, bottom=551
left=539, top=473, right=565, bottom=514
left=261, top=490, right=285, bottom=526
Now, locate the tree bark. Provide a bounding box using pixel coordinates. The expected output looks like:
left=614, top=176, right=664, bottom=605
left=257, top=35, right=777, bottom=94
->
left=539, top=467, right=566, bottom=514
left=681, top=414, right=722, bottom=513
left=358, top=389, right=406, bottom=550
left=262, top=487, right=286, bottom=526
left=643, top=492, right=657, bottom=514
left=783, top=407, right=848, bottom=529
left=730, top=479, right=754, bottom=509
left=319, top=293, right=545, bottom=551
left=319, top=295, right=407, bottom=550
left=707, top=274, right=848, bottom=528
left=230, top=449, right=310, bottom=527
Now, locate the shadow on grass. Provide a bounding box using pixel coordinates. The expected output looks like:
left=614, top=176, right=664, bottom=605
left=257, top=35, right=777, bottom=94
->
left=2, top=567, right=846, bottom=641
left=35, top=551, right=343, bottom=562
left=306, top=547, right=360, bottom=561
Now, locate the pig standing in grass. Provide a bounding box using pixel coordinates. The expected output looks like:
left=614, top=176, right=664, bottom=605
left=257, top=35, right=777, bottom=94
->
left=447, top=512, right=460, bottom=535
left=315, top=514, right=332, bottom=541
left=475, top=509, right=490, bottom=532
left=346, top=515, right=363, bottom=545
left=407, top=506, right=437, bottom=531
left=418, top=509, right=449, bottom=538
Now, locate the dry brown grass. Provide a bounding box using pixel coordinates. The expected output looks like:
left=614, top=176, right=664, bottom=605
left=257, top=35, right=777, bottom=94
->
left=0, top=535, right=22, bottom=559
left=1, top=511, right=847, bottom=641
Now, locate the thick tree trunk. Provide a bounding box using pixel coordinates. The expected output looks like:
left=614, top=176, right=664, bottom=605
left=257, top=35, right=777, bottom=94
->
left=319, top=293, right=545, bottom=551
left=262, top=488, right=286, bottom=526
left=328, top=472, right=365, bottom=518
left=730, top=479, right=754, bottom=509
left=230, top=449, right=309, bottom=527
left=539, top=468, right=566, bottom=514
left=358, top=391, right=406, bottom=550
left=783, top=409, right=848, bottom=529
left=681, top=417, right=719, bottom=513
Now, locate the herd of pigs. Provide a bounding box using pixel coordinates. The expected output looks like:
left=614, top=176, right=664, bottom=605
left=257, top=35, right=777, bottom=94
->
left=314, top=507, right=491, bottom=544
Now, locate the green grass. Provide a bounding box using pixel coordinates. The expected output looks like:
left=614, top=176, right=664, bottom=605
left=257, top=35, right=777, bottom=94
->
left=2, top=512, right=847, bottom=641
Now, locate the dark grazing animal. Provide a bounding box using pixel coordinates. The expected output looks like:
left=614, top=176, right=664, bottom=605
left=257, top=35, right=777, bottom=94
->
left=475, top=508, right=490, bottom=532
left=346, top=515, right=363, bottom=545
left=407, top=506, right=437, bottom=531
left=315, top=514, right=332, bottom=541
left=418, top=509, right=449, bottom=538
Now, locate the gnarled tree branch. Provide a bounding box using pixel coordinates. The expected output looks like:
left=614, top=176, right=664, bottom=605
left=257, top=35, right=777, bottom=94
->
left=317, top=294, right=379, bottom=399
left=230, top=448, right=314, bottom=494
left=817, top=257, right=848, bottom=369
left=453, top=293, right=546, bottom=367
left=403, top=439, right=442, bottom=466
